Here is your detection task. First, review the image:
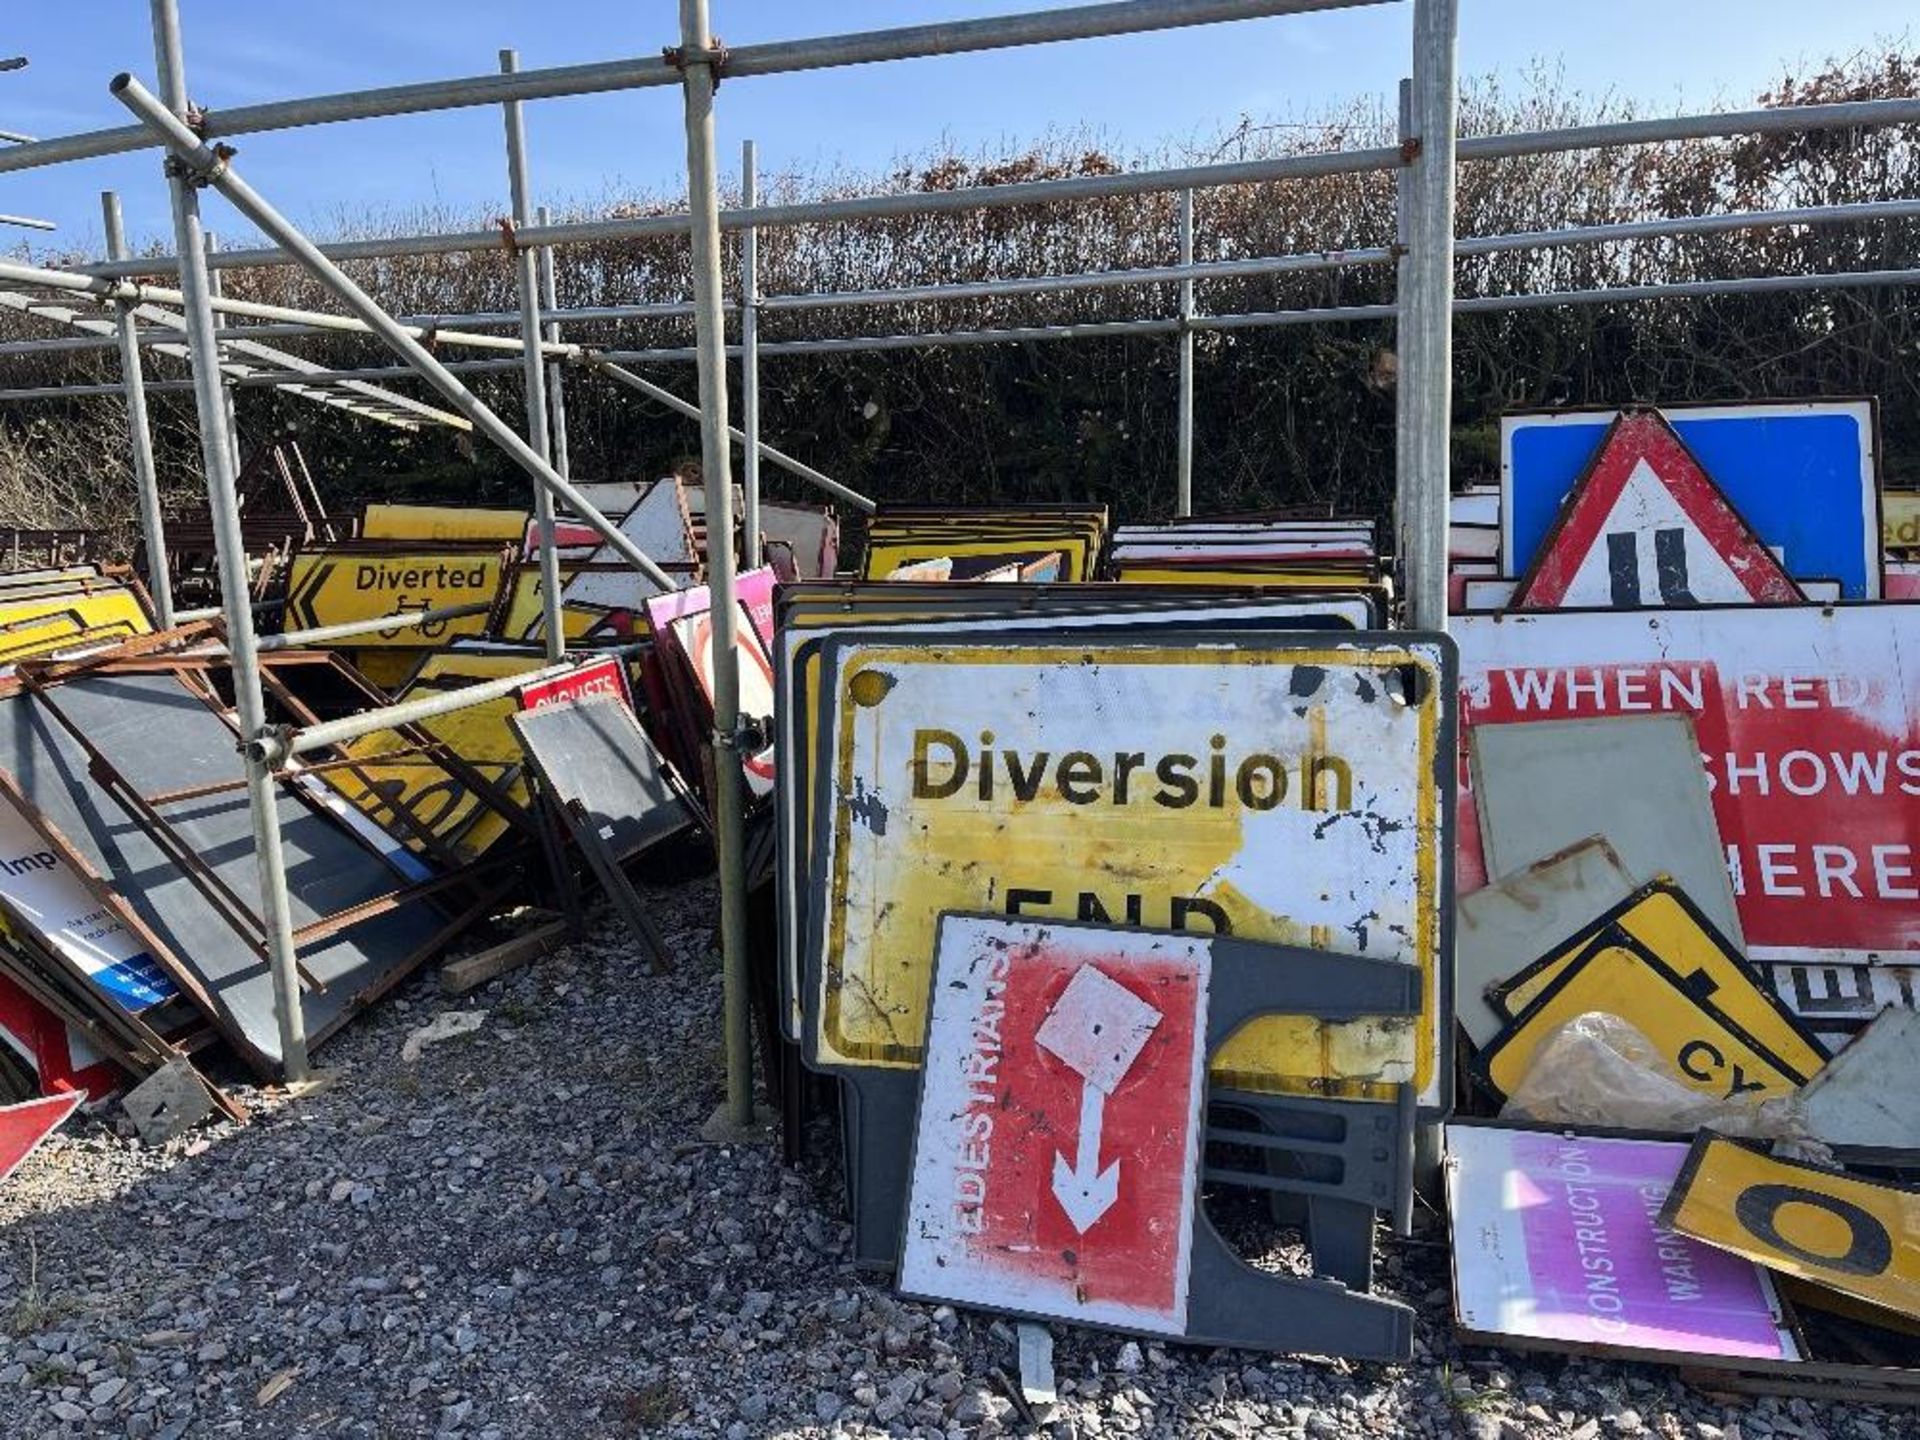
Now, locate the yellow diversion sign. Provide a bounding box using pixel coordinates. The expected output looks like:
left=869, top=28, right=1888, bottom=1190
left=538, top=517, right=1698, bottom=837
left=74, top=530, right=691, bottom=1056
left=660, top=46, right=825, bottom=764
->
left=284, top=547, right=506, bottom=647
left=808, top=634, right=1453, bottom=1106
left=1662, top=1133, right=1920, bottom=1322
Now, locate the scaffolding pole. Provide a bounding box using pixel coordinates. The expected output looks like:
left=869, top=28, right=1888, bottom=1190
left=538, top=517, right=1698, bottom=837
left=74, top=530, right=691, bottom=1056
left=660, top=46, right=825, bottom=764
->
left=110, top=72, right=680, bottom=601
left=1175, top=187, right=1195, bottom=518
left=740, top=139, right=762, bottom=560
left=146, top=0, right=309, bottom=1082
left=536, top=205, right=572, bottom=481
left=676, top=0, right=754, bottom=1137
left=204, top=233, right=243, bottom=476
left=1403, top=0, right=1457, bottom=631
left=501, top=49, right=565, bottom=661
left=102, top=190, right=175, bottom=629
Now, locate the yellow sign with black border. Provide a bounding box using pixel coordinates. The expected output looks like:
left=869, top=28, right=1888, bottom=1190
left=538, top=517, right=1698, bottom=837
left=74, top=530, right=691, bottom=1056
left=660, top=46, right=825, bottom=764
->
left=1477, top=935, right=1810, bottom=1102
left=1489, top=880, right=1828, bottom=1080
left=1662, top=1132, right=1920, bottom=1322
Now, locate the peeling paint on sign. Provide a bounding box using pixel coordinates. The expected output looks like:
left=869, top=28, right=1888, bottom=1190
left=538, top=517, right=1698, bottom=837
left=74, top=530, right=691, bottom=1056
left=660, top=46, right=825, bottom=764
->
left=808, top=635, right=1453, bottom=1107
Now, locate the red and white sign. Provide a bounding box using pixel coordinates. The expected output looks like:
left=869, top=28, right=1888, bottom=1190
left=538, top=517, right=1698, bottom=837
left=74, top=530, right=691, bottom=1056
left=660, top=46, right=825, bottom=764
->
left=517, top=655, right=633, bottom=713
left=1456, top=606, right=1920, bottom=963
left=0, top=1089, right=82, bottom=1186
left=899, top=915, right=1210, bottom=1337
left=1513, top=410, right=1804, bottom=610
left=0, top=977, right=118, bottom=1104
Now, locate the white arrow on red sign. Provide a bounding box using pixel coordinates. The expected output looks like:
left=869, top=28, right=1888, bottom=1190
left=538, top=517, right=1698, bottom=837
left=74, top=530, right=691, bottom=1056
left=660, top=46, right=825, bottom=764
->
left=1035, top=964, right=1164, bottom=1233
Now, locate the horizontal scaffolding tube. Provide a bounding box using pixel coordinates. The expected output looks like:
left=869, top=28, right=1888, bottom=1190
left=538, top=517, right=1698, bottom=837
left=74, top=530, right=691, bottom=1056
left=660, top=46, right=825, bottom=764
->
left=759, top=246, right=1394, bottom=312
left=2, top=0, right=1387, bottom=178
left=252, top=600, right=493, bottom=652
left=5, top=266, right=1916, bottom=405
left=273, top=658, right=580, bottom=761
left=12, top=194, right=1915, bottom=367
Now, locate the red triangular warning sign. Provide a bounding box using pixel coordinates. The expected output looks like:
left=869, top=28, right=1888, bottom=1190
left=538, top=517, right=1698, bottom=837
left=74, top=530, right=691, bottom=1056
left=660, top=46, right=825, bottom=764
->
left=1511, top=409, right=1806, bottom=610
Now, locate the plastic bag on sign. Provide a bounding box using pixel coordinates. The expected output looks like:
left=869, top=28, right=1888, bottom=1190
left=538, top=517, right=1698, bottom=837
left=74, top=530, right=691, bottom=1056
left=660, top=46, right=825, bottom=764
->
left=1499, top=1011, right=1825, bottom=1157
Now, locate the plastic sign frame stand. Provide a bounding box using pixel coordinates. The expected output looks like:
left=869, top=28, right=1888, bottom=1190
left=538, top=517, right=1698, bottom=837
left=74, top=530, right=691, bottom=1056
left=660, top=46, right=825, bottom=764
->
left=1511, top=408, right=1805, bottom=611
left=894, top=913, right=1420, bottom=1361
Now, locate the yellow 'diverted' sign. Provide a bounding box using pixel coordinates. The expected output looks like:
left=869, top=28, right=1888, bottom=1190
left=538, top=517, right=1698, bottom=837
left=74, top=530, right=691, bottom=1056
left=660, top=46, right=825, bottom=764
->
left=283, top=547, right=507, bottom=647
left=1477, top=938, right=1810, bottom=1102
left=810, top=636, right=1450, bottom=1105
left=319, top=652, right=542, bottom=861
left=362, top=504, right=528, bottom=544
left=1492, top=881, right=1828, bottom=1080
left=1662, top=1133, right=1920, bottom=1322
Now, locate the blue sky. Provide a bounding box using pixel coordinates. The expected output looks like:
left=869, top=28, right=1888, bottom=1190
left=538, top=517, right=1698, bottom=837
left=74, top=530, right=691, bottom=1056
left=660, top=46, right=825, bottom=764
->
left=1, top=1, right=1913, bottom=257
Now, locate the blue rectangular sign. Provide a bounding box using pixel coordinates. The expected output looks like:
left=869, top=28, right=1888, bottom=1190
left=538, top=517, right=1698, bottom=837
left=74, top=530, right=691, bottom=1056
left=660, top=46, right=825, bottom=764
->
left=1501, top=401, right=1880, bottom=598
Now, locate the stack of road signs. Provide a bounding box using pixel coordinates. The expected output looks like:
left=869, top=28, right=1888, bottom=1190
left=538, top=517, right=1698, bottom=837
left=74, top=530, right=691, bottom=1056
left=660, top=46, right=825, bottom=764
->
left=638, top=569, right=779, bottom=808
left=0, top=565, right=153, bottom=667
left=859, top=504, right=1106, bottom=583
left=1446, top=399, right=1916, bottom=1051
left=898, top=914, right=1422, bottom=1360
left=778, top=581, right=1454, bottom=1279
left=1105, top=516, right=1385, bottom=593
left=0, top=662, right=453, bottom=1090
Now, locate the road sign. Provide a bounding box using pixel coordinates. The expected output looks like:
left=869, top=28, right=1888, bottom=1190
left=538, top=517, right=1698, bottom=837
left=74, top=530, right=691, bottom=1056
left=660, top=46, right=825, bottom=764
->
left=1491, top=881, right=1829, bottom=1078
left=1476, top=936, right=1811, bottom=1103
left=518, top=655, right=633, bottom=713
left=0, top=1090, right=82, bottom=1186
left=1455, top=605, right=1918, bottom=964
left=807, top=631, right=1454, bottom=1108
left=1661, top=1132, right=1920, bottom=1322
left=775, top=592, right=1381, bottom=1044
left=1502, top=400, right=1881, bottom=598
left=1445, top=1124, right=1799, bottom=1362
left=900, top=915, right=1209, bottom=1336
left=361, top=503, right=527, bottom=544
left=1511, top=410, right=1804, bottom=610
left=283, top=546, right=507, bottom=646
left=896, top=914, right=1421, bottom=1356
left=1886, top=491, right=1919, bottom=554
left=0, top=798, right=173, bottom=1013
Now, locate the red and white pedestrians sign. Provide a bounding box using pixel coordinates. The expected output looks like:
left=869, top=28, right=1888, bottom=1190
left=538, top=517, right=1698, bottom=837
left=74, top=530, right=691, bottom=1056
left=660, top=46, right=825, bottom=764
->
left=0, top=1090, right=82, bottom=1187
left=1512, top=410, right=1804, bottom=610
left=899, top=915, right=1211, bottom=1337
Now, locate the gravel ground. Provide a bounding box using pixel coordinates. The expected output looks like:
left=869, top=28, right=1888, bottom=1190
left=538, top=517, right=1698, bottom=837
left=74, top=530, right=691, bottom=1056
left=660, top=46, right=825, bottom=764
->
left=1, top=874, right=1910, bottom=1440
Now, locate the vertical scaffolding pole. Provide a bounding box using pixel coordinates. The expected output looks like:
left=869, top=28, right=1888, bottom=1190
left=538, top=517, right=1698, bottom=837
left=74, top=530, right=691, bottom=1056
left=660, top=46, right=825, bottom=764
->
left=204, top=232, right=243, bottom=477
left=1404, top=0, right=1458, bottom=631
left=739, top=138, right=762, bottom=560
left=535, top=204, right=571, bottom=481
left=1176, top=187, right=1195, bottom=518
left=677, top=0, right=754, bottom=1133
left=501, top=49, right=565, bottom=662
left=102, top=189, right=175, bottom=628
left=1392, top=78, right=1414, bottom=594
left=149, top=0, right=308, bottom=1081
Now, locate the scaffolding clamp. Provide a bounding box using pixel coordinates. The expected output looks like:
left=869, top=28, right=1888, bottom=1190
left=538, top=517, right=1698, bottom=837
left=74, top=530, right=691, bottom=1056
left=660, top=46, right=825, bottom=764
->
left=662, top=36, right=730, bottom=88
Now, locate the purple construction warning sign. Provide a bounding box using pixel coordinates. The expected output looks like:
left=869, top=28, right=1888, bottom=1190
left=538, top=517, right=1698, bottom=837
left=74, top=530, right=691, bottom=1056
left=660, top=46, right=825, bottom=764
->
left=1445, top=1125, right=1799, bottom=1360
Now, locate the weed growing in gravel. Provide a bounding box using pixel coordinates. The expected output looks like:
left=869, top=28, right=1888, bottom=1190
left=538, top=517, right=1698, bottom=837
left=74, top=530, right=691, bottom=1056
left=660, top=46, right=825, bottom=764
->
left=617, top=1380, right=683, bottom=1429
left=7, top=1238, right=79, bottom=1338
